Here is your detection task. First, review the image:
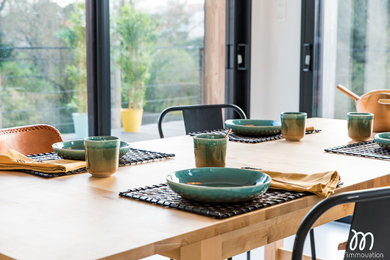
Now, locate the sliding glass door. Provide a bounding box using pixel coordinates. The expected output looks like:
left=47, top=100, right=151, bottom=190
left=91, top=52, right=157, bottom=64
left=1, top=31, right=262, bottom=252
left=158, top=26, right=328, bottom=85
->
left=109, top=0, right=205, bottom=140
left=325, top=0, right=390, bottom=119
left=108, top=0, right=233, bottom=141
left=302, top=0, right=390, bottom=119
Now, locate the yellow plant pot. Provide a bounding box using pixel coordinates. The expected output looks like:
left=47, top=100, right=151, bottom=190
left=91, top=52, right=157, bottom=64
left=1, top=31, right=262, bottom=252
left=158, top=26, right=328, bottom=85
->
left=121, top=108, right=143, bottom=132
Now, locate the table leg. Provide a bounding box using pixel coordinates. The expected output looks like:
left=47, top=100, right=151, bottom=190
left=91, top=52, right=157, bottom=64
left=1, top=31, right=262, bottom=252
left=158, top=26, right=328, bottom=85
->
left=180, top=236, right=222, bottom=260
left=264, top=240, right=283, bottom=260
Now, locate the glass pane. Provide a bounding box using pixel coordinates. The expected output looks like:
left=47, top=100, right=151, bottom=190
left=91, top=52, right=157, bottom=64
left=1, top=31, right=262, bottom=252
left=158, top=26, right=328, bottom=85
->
left=323, top=0, right=390, bottom=120
left=110, top=0, right=206, bottom=141
left=0, top=0, right=87, bottom=140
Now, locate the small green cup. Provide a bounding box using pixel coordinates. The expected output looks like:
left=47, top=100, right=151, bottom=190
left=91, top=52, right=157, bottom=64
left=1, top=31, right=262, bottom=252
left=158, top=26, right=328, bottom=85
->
left=84, top=136, right=120, bottom=177
left=193, top=134, right=227, bottom=167
left=347, top=112, right=374, bottom=141
left=281, top=112, right=307, bottom=141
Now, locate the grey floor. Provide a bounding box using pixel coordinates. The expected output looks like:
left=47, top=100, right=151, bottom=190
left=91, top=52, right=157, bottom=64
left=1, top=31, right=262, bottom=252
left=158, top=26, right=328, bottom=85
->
left=142, top=221, right=350, bottom=260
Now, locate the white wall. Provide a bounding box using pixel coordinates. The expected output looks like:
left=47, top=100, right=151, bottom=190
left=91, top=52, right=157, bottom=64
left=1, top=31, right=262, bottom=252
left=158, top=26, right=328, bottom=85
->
left=250, top=0, right=301, bottom=120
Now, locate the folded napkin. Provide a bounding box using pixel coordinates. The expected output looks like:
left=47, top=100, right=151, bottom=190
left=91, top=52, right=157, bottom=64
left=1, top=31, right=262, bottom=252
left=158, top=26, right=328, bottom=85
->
left=0, top=149, right=86, bottom=173
left=251, top=168, right=340, bottom=198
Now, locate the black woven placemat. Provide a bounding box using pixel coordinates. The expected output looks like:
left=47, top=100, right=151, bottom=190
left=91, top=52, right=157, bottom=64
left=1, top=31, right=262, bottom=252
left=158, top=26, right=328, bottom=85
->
left=23, top=148, right=175, bottom=178
left=189, top=129, right=321, bottom=144
left=119, top=183, right=310, bottom=219
left=325, top=140, right=390, bottom=161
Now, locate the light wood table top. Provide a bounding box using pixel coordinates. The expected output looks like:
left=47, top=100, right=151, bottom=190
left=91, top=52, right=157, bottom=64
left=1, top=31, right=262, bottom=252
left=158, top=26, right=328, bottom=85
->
left=1, top=118, right=390, bottom=260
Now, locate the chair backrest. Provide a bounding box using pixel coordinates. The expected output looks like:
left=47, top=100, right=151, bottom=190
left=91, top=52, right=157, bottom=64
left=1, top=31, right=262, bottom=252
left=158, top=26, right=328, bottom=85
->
left=292, top=187, right=390, bottom=260
left=0, top=124, right=63, bottom=155
left=157, top=104, right=247, bottom=138
left=344, top=198, right=390, bottom=258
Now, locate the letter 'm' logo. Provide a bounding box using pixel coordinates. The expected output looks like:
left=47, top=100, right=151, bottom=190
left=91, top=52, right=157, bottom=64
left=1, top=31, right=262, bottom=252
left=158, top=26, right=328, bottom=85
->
left=349, top=229, right=374, bottom=251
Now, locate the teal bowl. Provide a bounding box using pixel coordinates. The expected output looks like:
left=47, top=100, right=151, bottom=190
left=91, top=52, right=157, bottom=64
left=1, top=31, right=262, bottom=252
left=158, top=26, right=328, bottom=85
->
left=224, top=119, right=281, bottom=136
left=52, top=140, right=131, bottom=160
left=374, top=132, right=390, bottom=150
left=166, top=167, right=271, bottom=203
left=225, top=119, right=281, bottom=136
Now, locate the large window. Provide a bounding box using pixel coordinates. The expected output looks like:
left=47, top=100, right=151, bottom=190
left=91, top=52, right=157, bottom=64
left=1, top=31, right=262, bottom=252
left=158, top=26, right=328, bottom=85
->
left=319, top=0, right=390, bottom=119
left=109, top=0, right=205, bottom=140
left=0, top=0, right=229, bottom=141
left=0, top=0, right=86, bottom=139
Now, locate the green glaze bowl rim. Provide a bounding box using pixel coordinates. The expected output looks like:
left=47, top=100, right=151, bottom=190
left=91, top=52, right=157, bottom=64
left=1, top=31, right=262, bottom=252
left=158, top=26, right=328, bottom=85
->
left=167, top=168, right=271, bottom=190
left=374, top=132, right=390, bottom=147
left=84, top=136, right=119, bottom=142
left=280, top=112, right=307, bottom=119
left=166, top=167, right=271, bottom=202
left=52, top=139, right=130, bottom=160
left=225, top=119, right=281, bottom=129
left=347, top=112, right=374, bottom=119
left=193, top=134, right=227, bottom=140
left=224, top=119, right=281, bottom=137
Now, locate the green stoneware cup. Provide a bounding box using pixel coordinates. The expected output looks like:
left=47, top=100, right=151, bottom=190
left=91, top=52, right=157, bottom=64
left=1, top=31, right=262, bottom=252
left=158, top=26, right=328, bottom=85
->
left=280, top=112, right=307, bottom=141
left=347, top=112, right=374, bottom=142
left=193, top=134, right=227, bottom=167
left=84, top=136, right=120, bottom=177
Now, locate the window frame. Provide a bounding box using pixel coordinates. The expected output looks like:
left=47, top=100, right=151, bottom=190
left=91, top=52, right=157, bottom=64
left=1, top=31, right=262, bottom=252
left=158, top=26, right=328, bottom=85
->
left=299, top=0, right=322, bottom=117
left=86, top=0, right=111, bottom=136
left=225, top=0, right=252, bottom=118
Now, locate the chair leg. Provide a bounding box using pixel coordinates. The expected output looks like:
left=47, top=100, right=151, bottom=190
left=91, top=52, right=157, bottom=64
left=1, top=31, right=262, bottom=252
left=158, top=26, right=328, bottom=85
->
left=310, top=229, right=316, bottom=260
left=246, top=250, right=251, bottom=260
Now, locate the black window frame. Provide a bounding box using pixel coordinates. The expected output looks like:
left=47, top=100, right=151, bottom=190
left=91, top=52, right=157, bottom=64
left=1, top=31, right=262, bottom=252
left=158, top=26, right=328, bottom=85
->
left=86, top=0, right=111, bottom=136
left=300, top=0, right=322, bottom=117
left=225, top=0, right=252, bottom=118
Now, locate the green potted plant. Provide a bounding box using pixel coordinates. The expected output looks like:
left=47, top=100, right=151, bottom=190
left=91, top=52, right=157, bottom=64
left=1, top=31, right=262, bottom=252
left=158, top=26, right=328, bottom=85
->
left=116, top=3, right=157, bottom=132
left=59, top=3, right=87, bottom=138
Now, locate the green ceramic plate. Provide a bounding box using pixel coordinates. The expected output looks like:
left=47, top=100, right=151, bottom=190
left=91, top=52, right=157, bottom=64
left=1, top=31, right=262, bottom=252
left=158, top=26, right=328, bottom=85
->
left=374, top=132, right=390, bottom=150
left=224, top=119, right=281, bottom=136
left=52, top=140, right=130, bottom=160
left=166, top=167, right=271, bottom=203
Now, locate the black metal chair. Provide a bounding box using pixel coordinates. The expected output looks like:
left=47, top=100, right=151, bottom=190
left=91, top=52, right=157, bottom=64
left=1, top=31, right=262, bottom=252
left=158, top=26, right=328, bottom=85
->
left=292, top=186, right=390, bottom=260
left=157, top=104, right=247, bottom=138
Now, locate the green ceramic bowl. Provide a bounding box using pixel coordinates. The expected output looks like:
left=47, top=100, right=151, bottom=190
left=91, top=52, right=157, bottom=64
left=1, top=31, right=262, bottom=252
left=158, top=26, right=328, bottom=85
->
left=166, top=167, right=271, bottom=203
left=52, top=140, right=130, bottom=160
left=224, top=119, right=281, bottom=136
left=374, top=132, right=390, bottom=150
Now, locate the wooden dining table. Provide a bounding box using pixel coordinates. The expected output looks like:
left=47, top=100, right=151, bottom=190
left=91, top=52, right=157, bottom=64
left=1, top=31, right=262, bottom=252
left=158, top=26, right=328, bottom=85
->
left=1, top=118, right=390, bottom=260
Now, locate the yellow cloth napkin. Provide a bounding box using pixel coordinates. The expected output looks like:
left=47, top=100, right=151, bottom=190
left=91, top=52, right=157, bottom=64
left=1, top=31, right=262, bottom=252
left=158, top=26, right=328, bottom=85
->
left=0, top=149, right=86, bottom=173
left=255, top=169, right=340, bottom=198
